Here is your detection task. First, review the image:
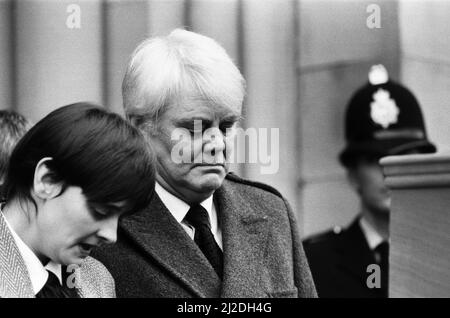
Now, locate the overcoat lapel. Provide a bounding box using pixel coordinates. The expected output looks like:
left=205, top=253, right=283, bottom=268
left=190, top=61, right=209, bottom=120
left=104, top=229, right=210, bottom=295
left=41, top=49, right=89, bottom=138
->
left=119, top=180, right=271, bottom=298
left=120, top=193, right=221, bottom=297
left=0, top=214, right=34, bottom=298
left=216, top=182, right=270, bottom=298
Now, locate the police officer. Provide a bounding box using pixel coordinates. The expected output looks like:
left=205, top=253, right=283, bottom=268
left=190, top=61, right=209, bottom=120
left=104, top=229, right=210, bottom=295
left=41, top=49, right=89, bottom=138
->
left=303, top=65, right=437, bottom=298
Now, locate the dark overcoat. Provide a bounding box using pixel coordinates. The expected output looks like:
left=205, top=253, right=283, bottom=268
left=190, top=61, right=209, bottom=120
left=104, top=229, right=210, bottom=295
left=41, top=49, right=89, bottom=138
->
left=93, top=174, right=317, bottom=298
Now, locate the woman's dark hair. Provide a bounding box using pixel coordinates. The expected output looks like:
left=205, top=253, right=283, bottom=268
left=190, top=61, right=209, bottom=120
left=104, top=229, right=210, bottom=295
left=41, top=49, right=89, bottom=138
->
left=3, top=102, right=155, bottom=215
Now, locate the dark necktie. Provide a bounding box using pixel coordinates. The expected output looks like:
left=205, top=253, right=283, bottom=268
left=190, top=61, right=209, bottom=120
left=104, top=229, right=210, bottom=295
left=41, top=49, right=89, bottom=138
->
left=36, top=269, right=79, bottom=298
left=184, top=204, right=223, bottom=279
left=374, top=241, right=389, bottom=297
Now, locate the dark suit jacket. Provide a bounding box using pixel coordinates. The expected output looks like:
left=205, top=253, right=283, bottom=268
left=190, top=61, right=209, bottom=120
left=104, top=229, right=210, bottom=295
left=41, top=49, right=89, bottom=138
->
left=93, top=174, right=317, bottom=298
left=303, top=218, right=386, bottom=298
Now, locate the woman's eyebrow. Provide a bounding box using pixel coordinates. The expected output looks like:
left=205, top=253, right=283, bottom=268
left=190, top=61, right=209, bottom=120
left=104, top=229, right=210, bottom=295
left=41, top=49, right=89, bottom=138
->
left=93, top=202, right=124, bottom=213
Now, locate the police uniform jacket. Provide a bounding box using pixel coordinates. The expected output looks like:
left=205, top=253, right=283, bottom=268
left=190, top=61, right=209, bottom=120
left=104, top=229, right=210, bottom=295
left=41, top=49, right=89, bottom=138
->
left=303, top=217, right=386, bottom=298
left=93, top=173, right=317, bottom=298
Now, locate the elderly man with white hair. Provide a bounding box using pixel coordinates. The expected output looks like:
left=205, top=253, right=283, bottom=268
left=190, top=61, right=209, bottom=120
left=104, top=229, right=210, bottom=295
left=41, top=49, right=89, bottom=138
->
left=93, top=29, right=317, bottom=298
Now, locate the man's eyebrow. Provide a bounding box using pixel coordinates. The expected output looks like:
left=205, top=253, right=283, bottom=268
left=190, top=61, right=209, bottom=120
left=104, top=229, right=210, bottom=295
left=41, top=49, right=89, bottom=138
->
left=176, top=118, right=212, bottom=125
left=221, top=115, right=240, bottom=122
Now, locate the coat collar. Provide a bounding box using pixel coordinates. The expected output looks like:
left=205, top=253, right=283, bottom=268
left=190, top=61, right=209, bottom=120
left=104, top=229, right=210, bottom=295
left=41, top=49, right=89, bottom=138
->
left=119, top=178, right=270, bottom=297
left=120, top=191, right=221, bottom=297
left=215, top=180, right=269, bottom=297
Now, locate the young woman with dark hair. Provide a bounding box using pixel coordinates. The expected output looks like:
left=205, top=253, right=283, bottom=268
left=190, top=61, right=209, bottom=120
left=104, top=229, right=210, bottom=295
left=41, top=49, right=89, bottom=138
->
left=0, top=102, right=155, bottom=298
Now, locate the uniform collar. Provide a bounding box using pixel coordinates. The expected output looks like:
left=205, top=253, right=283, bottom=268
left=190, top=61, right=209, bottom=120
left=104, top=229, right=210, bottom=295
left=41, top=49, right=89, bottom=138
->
left=359, top=216, right=385, bottom=250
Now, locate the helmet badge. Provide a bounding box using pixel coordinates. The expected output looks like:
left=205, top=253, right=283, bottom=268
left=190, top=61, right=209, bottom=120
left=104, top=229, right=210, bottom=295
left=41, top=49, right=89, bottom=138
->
left=370, top=89, right=400, bottom=129
left=368, top=64, right=389, bottom=85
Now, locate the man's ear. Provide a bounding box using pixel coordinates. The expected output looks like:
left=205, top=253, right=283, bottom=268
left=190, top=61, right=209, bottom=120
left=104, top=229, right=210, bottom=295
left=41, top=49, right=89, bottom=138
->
left=33, top=158, right=62, bottom=200
left=136, top=119, right=159, bottom=137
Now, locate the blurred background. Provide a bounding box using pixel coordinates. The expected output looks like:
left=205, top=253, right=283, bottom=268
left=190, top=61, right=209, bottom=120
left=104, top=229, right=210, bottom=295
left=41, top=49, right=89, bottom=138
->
left=0, top=0, right=449, bottom=237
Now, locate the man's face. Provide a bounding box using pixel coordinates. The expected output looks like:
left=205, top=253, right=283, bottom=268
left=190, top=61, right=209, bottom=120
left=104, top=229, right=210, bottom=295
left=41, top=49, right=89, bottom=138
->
left=349, top=158, right=391, bottom=216
left=35, top=186, right=124, bottom=265
left=149, top=97, right=240, bottom=203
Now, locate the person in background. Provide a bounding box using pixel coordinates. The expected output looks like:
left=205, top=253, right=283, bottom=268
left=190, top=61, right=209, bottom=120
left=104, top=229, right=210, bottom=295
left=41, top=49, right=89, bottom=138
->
left=93, top=29, right=317, bottom=298
left=0, top=102, right=155, bottom=298
left=0, top=110, right=31, bottom=197
left=303, top=65, right=437, bottom=298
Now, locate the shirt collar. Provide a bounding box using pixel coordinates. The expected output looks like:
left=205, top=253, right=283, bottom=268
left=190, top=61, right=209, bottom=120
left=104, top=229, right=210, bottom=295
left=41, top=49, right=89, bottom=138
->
left=359, top=217, right=385, bottom=250
left=1, top=211, right=62, bottom=294
left=155, top=182, right=214, bottom=224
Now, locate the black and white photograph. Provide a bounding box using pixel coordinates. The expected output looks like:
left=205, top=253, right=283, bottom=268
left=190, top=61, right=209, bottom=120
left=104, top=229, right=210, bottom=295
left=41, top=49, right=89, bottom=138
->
left=0, top=0, right=449, bottom=305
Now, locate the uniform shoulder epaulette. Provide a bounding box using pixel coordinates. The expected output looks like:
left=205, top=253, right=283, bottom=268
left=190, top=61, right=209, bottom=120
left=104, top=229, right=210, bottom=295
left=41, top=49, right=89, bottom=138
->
left=304, top=226, right=343, bottom=244
left=225, top=172, right=283, bottom=198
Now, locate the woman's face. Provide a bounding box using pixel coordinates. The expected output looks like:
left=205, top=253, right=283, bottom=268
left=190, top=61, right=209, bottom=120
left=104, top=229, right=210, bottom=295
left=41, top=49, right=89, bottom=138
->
left=34, top=186, right=123, bottom=265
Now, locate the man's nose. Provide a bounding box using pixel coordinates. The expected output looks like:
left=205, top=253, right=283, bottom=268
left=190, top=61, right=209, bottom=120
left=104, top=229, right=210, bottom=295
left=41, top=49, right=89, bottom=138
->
left=97, top=215, right=119, bottom=245
left=203, top=128, right=226, bottom=158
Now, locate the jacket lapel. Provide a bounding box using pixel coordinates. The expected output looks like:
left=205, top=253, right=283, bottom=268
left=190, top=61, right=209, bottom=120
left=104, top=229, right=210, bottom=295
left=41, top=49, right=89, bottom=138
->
left=0, top=214, right=35, bottom=298
left=337, top=218, right=376, bottom=285
left=120, top=193, right=221, bottom=297
left=216, top=181, right=270, bottom=297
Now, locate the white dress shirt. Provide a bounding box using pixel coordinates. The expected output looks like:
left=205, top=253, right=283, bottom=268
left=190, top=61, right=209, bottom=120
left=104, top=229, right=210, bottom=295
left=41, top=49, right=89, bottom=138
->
left=359, top=216, right=385, bottom=250
left=1, top=212, right=62, bottom=295
left=155, top=182, right=223, bottom=250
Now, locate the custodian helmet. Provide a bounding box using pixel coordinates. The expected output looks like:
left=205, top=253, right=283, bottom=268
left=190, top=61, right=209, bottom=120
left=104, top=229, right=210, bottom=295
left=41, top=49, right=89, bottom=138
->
left=339, top=65, right=436, bottom=168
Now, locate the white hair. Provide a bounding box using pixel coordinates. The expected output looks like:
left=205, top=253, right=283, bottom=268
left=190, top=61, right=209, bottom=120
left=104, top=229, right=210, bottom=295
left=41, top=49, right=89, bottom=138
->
left=122, top=29, right=246, bottom=128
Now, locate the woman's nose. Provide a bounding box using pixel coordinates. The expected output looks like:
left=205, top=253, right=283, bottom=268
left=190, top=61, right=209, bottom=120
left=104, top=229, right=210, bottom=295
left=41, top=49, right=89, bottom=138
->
left=97, top=215, right=119, bottom=244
